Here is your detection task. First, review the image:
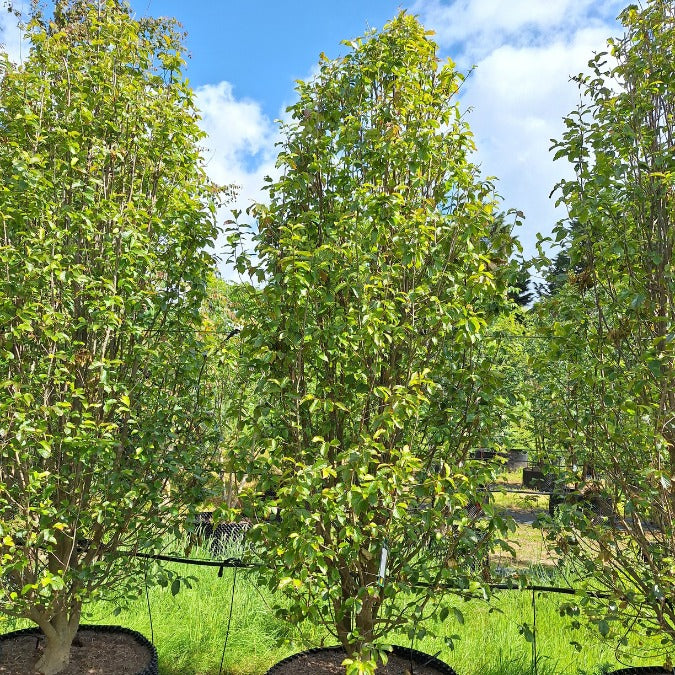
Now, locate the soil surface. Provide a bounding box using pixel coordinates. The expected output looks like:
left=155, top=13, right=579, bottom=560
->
left=0, top=630, right=152, bottom=675
left=269, top=649, right=453, bottom=674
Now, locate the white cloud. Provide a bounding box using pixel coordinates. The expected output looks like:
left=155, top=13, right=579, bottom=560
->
left=413, top=0, right=582, bottom=47
left=195, top=81, right=280, bottom=280
left=412, top=0, right=623, bottom=63
left=462, top=27, right=617, bottom=260
left=410, top=0, right=624, bottom=265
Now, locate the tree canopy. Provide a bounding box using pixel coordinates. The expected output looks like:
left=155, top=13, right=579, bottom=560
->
left=0, top=2, right=221, bottom=672
left=537, top=0, right=675, bottom=656
left=227, top=12, right=517, bottom=672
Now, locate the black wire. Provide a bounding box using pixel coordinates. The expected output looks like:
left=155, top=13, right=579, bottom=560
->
left=124, top=548, right=611, bottom=597
left=0, top=318, right=657, bottom=342
left=144, top=563, right=155, bottom=645
left=218, top=567, right=238, bottom=675
left=65, top=542, right=617, bottom=599
left=531, top=587, right=538, bottom=675
left=488, top=582, right=610, bottom=598
left=130, top=551, right=252, bottom=568
left=408, top=612, right=419, bottom=673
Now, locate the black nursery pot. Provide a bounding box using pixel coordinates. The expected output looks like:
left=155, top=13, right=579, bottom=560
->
left=0, top=624, right=158, bottom=675
left=266, top=644, right=457, bottom=674
left=609, top=668, right=673, bottom=674
left=507, top=449, right=529, bottom=471
left=189, top=511, right=250, bottom=555
left=522, top=466, right=554, bottom=491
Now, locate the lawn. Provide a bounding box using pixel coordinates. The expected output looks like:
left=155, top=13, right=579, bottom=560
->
left=3, top=466, right=648, bottom=674
left=3, top=473, right=650, bottom=675
left=1, top=547, right=644, bottom=675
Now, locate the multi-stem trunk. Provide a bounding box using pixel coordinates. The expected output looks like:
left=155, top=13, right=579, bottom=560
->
left=31, top=606, right=82, bottom=675
left=29, top=531, right=83, bottom=675
left=335, top=550, right=382, bottom=660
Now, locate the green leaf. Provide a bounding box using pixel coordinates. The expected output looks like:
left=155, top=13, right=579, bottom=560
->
left=37, top=440, right=52, bottom=458
left=519, top=623, right=535, bottom=643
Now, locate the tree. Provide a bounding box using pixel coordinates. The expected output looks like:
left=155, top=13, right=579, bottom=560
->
left=228, top=13, right=516, bottom=672
left=508, top=262, right=534, bottom=307
left=482, top=311, right=537, bottom=452
left=0, top=2, right=221, bottom=673
left=534, top=220, right=589, bottom=298
left=540, top=0, right=675, bottom=659
left=201, top=277, right=258, bottom=509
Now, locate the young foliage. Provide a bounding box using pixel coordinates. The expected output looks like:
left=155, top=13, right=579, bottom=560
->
left=0, top=2, right=221, bottom=672
left=228, top=13, right=516, bottom=671
left=200, top=277, right=259, bottom=509
left=540, top=0, right=675, bottom=659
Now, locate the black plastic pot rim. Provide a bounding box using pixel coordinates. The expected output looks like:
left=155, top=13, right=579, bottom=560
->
left=608, top=667, right=673, bottom=674
left=266, top=643, right=457, bottom=674
left=0, top=624, right=158, bottom=675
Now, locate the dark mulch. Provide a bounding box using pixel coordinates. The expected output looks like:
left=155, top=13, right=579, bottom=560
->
left=0, top=628, right=154, bottom=675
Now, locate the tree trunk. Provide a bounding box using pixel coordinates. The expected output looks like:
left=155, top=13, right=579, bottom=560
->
left=34, top=610, right=81, bottom=675
left=355, top=598, right=376, bottom=648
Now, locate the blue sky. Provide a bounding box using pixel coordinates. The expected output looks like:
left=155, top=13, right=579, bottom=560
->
left=0, top=0, right=627, bottom=280
left=134, top=1, right=404, bottom=120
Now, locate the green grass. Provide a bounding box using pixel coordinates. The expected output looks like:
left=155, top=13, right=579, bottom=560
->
left=492, top=489, right=549, bottom=512
left=2, top=562, right=639, bottom=674
left=0, top=540, right=660, bottom=674
left=401, top=587, right=619, bottom=675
